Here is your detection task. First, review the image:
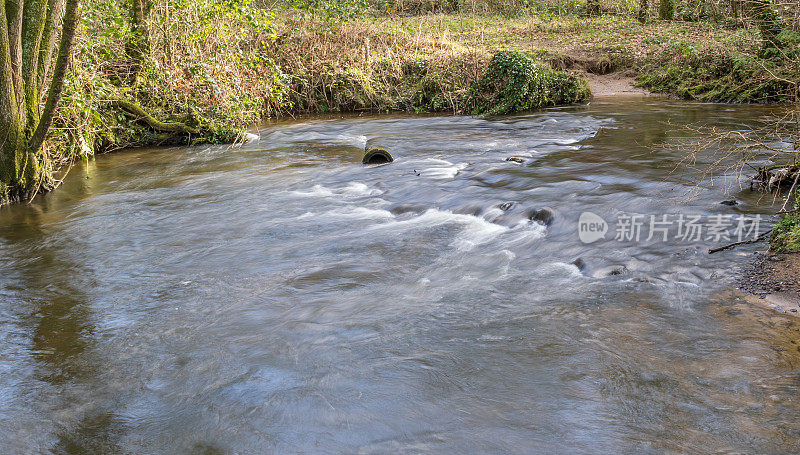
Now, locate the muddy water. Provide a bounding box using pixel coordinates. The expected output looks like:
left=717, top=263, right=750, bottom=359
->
left=2, top=100, right=800, bottom=453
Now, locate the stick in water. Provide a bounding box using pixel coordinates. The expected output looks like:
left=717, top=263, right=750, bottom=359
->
left=708, top=230, right=772, bottom=254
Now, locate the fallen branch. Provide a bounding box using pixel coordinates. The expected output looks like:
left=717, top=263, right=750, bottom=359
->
left=777, top=208, right=800, bottom=215
left=708, top=229, right=772, bottom=254
left=111, top=99, right=200, bottom=135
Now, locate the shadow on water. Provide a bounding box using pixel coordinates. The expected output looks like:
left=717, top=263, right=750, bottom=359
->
left=0, top=172, right=126, bottom=454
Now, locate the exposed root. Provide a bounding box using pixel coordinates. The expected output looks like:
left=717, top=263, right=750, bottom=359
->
left=754, top=164, right=800, bottom=192
left=112, top=99, right=200, bottom=135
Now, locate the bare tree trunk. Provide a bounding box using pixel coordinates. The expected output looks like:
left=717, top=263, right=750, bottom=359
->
left=638, top=0, right=649, bottom=23
left=586, top=0, right=601, bottom=17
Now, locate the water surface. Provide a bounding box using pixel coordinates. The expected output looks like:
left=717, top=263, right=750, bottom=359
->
left=2, top=100, right=800, bottom=453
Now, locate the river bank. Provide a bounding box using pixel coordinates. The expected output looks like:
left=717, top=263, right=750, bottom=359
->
left=49, top=11, right=800, bottom=155
left=740, top=251, right=800, bottom=314
left=3, top=4, right=797, bottom=205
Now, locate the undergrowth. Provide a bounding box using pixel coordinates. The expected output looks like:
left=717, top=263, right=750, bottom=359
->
left=638, top=50, right=799, bottom=103
left=772, top=212, right=800, bottom=252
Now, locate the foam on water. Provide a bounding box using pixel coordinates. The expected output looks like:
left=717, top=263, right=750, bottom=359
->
left=365, top=208, right=543, bottom=251
left=341, top=182, right=384, bottom=197
left=291, top=184, right=334, bottom=198
left=264, top=130, right=368, bottom=148
left=402, top=159, right=468, bottom=180
left=291, top=182, right=383, bottom=199
left=319, top=206, right=395, bottom=221
left=421, top=166, right=461, bottom=180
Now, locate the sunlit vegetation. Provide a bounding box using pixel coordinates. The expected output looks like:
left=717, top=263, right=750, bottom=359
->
left=0, top=0, right=797, bottom=204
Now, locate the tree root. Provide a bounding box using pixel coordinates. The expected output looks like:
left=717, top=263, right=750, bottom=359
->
left=112, top=99, right=200, bottom=135
left=754, top=164, right=800, bottom=191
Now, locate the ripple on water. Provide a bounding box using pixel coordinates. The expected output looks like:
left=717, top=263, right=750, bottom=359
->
left=0, top=102, right=796, bottom=453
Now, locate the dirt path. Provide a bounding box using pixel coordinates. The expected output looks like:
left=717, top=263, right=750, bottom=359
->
left=529, top=42, right=654, bottom=97
left=582, top=71, right=653, bottom=97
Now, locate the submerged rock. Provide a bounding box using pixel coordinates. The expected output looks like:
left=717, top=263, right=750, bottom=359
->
left=455, top=205, right=484, bottom=217
left=498, top=201, right=515, bottom=211
left=572, top=258, right=587, bottom=271
left=720, top=200, right=739, bottom=206
left=592, top=265, right=628, bottom=278
left=505, top=156, right=527, bottom=164
left=389, top=204, right=425, bottom=216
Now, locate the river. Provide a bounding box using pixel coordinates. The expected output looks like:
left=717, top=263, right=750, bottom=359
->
left=1, top=99, right=799, bottom=453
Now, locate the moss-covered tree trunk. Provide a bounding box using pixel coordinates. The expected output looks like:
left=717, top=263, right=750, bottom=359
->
left=0, top=0, right=80, bottom=202
left=125, top=0, right=150, bottom=83
left=729, top=0, right=742, bottom=18
left=658, top=0, right=674, bottom=20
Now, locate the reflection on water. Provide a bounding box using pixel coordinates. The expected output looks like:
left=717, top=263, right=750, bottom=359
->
left=1, top=100, right=799, bottom=453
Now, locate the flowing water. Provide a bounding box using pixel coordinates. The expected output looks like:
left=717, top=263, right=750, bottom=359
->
left=2, top=99, right=800, bottom=454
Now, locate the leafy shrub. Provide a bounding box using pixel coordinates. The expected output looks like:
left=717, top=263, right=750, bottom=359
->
left=467, top=51, right=588, bottom=115
left=771, top=212, right=800, bottom=252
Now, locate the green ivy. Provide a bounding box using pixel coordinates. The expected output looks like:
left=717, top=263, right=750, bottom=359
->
left=467, top=51, right=589, bottom=116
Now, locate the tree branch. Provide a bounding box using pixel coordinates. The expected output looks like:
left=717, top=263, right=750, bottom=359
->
left=0, top=0, right=18, bottom=132
left=36, top=0, right=63, bottom=90
left=21, top=0, right=49, bottom=129
left=708, top=229, right=772, bottom=254
left=27, top=0, right=78, bottom=154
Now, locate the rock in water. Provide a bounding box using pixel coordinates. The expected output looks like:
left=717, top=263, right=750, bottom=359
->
left=528, top=207, right=556, bottom=226
left=498, top=202, right=515, bottom=211
left=592, top=265, right=628, bottom=278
